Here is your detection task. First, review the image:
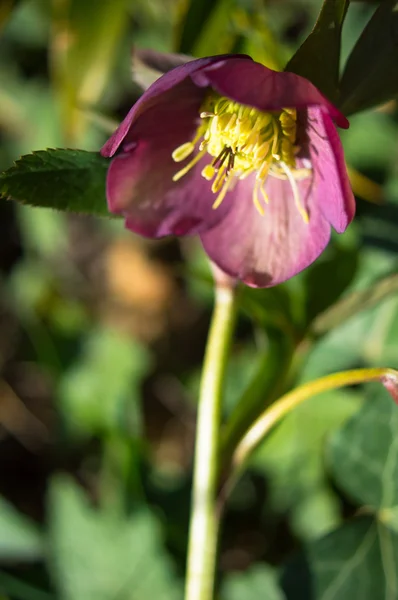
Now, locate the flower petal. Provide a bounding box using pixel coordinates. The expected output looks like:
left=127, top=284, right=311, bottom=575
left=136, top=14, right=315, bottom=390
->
left=107, top=142, right=231, bottom=238
left=307, top=107, right=355, bottom=233
left=200, top=174, right=331, bottom=288
left=190, top=58, right=349, bottom=128
left=101, top=54, right=252, bottom=157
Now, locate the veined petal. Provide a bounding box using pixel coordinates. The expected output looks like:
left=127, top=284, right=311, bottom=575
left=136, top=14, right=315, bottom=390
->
left=101, top=54, right=252, bottom=157
left=200, top=174, right=331, bottom=288
left=107, top=142, right=231, bottom=238
left=191, top=58, right=349, bottom=128
left=306, top=107, right=355, bottom=233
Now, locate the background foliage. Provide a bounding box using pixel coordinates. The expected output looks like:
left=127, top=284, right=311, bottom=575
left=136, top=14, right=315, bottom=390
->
left=0, top=0, right=398, bottom=598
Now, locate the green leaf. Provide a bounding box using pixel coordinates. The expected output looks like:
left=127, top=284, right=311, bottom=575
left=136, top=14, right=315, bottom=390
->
left=49, top=0, right=130, bottom=142
left=251, top=388, right=361, bottom=540
left=0, top=496, right=43, bottom=561
left=285, top=0, right=350, bottom=102
left=283, top=516, right=398, bottom=600
left=0, top=149, right=111, bottom=217
left=282, top=387, right=398, bottom=599
left=329, top=385, right=398, bottom=513
left=222, top=564, right=284, bottom=600
left=0, top=571, right=53, bottom=600
left=311, top=271, right=398, bottom=338
left=48, top=476, right=182, bottom=600
left=221, top=329, right=294, bottom=468
left=176, top=0, right=226, bottom=55
left=339, top=0, right=398, bottom=115
left=304, top=242, right=358, bottom=327
left=59, top=327, right=149, bottom=437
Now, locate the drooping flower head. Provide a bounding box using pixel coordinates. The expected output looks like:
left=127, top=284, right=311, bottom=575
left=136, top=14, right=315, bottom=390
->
left=101, top=54, right=355, bottom=287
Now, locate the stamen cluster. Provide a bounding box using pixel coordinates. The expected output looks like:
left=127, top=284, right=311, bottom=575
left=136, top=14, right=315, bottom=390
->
left=172, top=93, right=311, bottom=220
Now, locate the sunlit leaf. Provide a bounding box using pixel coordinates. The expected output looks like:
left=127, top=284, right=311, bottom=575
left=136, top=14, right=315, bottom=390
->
left=0, top=149, right=110, bottom=217
left=49, top=0, right=130, bottom=142
left=177, top=0, right=237, bottom=56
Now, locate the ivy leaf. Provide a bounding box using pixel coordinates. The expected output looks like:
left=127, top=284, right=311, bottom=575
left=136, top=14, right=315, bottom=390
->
left=285, top=0, right=350, bottom=102
left=49, top=476, right=182, bottom=600
left=283, top=516, right=397, bottom=600
left=282, top=386, right=398, bottom=599
left=329, top=385, right=398, bottom=514
left=0, top=149, right=112, bottom=218
left=339, top=0, right=398, bottom=115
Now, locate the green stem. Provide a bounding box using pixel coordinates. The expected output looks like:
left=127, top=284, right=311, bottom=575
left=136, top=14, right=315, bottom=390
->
left=220, top=328, right=293, bottom=472
left=221, top=367, right=398, bottom=505
left=185, top=282, right=237, bottom=600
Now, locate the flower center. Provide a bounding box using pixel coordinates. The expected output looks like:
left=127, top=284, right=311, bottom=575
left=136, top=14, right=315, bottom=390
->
left=171, top=93, right=312, bottom=221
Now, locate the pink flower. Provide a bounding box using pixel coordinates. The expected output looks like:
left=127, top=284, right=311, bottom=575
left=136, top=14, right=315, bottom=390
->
left=101, top=54, right=355, bottom=288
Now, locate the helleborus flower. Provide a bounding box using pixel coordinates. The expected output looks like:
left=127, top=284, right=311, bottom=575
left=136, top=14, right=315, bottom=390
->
left=101, top=54, right=355, bottom=287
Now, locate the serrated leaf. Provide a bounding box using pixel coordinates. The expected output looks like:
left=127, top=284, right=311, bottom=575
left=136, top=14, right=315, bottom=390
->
left=0, top=149, right=111, bottom=217
left=285, top=0, right=350, bottom=102
left=339, top=0, right=398, bottom=115
left=48, top=476, right=182, bottom=600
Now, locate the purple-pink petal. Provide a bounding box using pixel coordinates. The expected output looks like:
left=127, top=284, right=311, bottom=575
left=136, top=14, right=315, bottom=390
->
left=190, top=58, right=348, bottom=128
left=101, top=54, right=252, bottom=158
left=306, top=108, right=355, bottom=233
left=200, top=173, right=331, bottom=288
left=106, top=142, right=231, bottom=238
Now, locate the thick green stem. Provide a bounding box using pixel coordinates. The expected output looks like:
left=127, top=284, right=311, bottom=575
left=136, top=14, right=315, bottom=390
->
left=185, top=282, right=237, bottom=600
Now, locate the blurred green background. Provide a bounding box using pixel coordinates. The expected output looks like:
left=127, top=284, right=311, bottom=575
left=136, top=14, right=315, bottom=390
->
left=1, top=0, right=398, bottom=598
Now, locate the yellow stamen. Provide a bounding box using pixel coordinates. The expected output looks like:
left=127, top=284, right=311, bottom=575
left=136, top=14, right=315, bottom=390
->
left=260, top=182, right=270, bottom=205
left=279, top=161, right=309, bottom=224
left=202, top=164, right=216, bottom=180
left=212, top=175, right=232, bottom=209
left=253, top=181, right=265, bottom=216
left=172, top=148, right=206, bottom=182
left=211, top=165, right=227, bottom=193
left=172, top=142, right=195, bottom=162
left=171, top=91, right=313, bottom=221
